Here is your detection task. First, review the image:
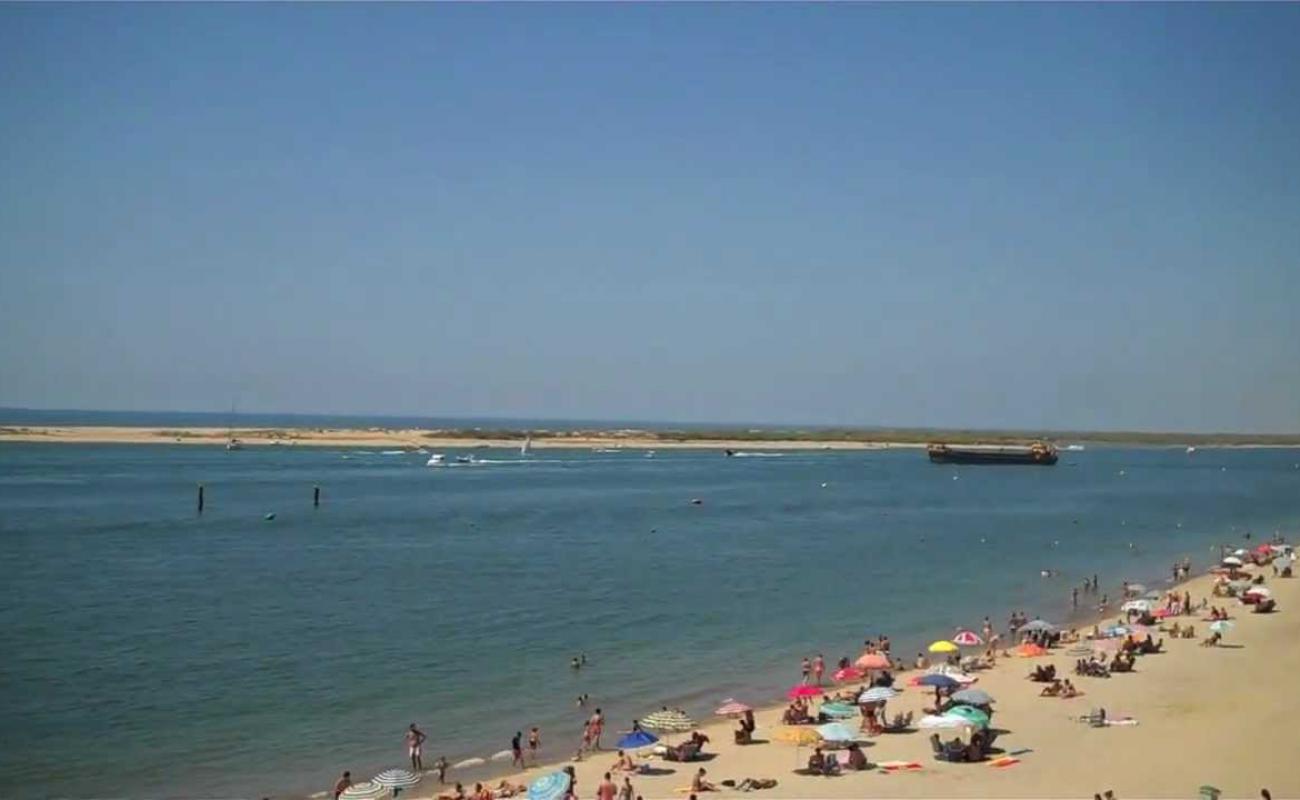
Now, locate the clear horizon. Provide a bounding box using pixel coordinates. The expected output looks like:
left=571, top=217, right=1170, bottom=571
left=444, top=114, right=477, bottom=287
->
left=3, top=4, right=1298, bottom=433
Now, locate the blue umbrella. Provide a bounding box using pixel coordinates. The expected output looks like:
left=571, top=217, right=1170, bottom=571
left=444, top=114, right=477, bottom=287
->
left=528, top=772, right=571, bottom=800
left=916, top=674, right=961, bottom=689
left=616, top=730, right=659, bottom=750
left=951, top=688, right=994, bottom=706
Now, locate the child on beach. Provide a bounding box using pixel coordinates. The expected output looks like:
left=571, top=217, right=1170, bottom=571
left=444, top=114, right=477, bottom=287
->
left=434, top=757, right=449, bottom=784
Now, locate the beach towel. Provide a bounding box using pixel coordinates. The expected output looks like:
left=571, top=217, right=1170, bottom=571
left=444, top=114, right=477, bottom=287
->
left=1104, top=718, right=1139, bottom=727
left=877, top=760, right=923, bottom=772
left=988, top=757, right=1020, bottom=768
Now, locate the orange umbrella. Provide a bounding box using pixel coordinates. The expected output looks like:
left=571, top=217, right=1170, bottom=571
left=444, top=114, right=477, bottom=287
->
left=855, top=652, right=890, bottom=670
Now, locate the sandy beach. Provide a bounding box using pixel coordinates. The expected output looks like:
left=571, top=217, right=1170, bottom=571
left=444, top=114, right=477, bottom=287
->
left=403, top=564, right=1298, bottom=800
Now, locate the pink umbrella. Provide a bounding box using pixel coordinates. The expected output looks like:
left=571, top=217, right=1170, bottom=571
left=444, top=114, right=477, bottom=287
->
left=788, top=684, right=824, bottom=700
left=832, top=666, right=865, bottom=682
left=854, top=652, right=890, bottom=670
left=714, top=699, right=753, bottom=716
left=953, top=630, right=983, bottom=647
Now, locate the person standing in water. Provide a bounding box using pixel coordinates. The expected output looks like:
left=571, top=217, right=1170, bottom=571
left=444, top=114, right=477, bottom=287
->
left=812, top=654, right=825, bottom=685
left=511, top=731, right=525, bottom=768
left=405, top=724, right=427, bottom=771
left=333, top=772, right=352, bottom=800
left=528, top=727, right=541, bottom=763
left=589, top=708, right=605, bottom=749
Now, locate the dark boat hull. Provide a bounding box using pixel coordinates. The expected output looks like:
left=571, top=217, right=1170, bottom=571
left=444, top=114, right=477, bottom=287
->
left=928, top=447, right=1058, bottom=465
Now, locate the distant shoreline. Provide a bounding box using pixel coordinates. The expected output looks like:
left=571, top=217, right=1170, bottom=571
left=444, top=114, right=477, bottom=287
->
left=3, top=424, right=1299, bottom=449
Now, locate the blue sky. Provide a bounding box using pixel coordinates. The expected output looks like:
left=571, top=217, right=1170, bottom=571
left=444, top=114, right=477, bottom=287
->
left=2, top=4, right=1297, bottom=432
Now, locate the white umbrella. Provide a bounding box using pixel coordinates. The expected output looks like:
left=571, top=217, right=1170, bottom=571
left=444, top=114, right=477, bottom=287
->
left=641, top=709, right=695, bottom=733
left=917, top=714, right=973, bottom=731
left=858, top=686, right=898, bottom=704
left=340, top=783, right=387, bottom=800
left=1122, top=599, right=1154, bottom=613
left=1222, top=556, right=1244, bottom=567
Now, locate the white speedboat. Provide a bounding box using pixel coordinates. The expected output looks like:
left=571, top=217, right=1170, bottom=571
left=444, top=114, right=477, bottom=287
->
left=426, top=454, right=447, bottom=467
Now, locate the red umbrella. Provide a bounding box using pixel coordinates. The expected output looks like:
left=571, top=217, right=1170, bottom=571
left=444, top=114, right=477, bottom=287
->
left=854, top=652, right=890, bottom=670
left=787, top=684, right=824, bottom=699
left=953, top=630, right=983, bottom=647
left=832, top=666, right=865, bottom=682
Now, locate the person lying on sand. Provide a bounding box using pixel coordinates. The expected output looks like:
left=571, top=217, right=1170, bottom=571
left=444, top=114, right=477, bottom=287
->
left=471, top=782, right=493, bottom=800
left=1040, top=679, right=1064, bottom=697
left=612, top=750, right=637, bottom=772
left=494, top=781, right=526, bottom=798
left=1061, top=679, right=1080, bottom=698
left=437, top=783, right=466, bottom=800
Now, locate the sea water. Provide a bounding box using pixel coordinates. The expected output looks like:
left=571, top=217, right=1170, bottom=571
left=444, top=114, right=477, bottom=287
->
left=1, top=442, right=1296, bottom=798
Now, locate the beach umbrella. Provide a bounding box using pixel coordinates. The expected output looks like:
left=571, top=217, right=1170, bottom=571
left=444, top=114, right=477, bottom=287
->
left=1222, top=556, right=1244, bottom=567
left=953, top=630, right=983, bottom=647
left=945, top=705, right=990, bottom=728
left=372, top=770, right=421, bottom=797
left=928, top=640, right=959, bottom=654
left=1020, top=619, right=1056, bottom=633
left=816, top=722, right=861, bottom=742
left=641, top=709, right=695, bottom=733
left=774, top=726, right=821, bottom=745
left=452, top=758, right=485, bottom=770
left=819, top=702, right=858, bottom=719
left=915, top=673, right=961, bottom=689
left=787, top=684, right=824, bottom=700
left=615, top=730, right=659, bottom=750
left=1233, top=549, right=1249, bottom=557
left=832, top=666, right=865, bottom=682
left=1143, top=590, right=1164, bottom=600
left=854, top=652, right=891, bottom=671
left=340, top=783, right=387, bottom=800
left=1122, top=599, right=1155, bottom=613
left=714, top=699, right=753, bottom=716
left=1209, top=620, right=1234, bottom=634
left=918, top=714, right=973, bottom=731
left=527, top=772, right=571, bottom=800
left=951, top=688, right=994, bottom=706
left=858, top=686, right=899, bottom=704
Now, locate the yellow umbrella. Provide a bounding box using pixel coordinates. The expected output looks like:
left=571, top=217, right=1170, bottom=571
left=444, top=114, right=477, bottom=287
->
left=928, top=640, right=959, bottom=654
left=774, top=726, right=821, bottom=745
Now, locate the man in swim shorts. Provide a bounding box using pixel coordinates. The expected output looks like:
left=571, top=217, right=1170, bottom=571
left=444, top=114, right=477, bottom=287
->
left=406, top=723, right=427, bottom=771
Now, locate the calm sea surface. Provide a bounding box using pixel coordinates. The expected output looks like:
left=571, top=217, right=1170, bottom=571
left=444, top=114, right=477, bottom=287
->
left=2, top=441, right=1297, bottom=798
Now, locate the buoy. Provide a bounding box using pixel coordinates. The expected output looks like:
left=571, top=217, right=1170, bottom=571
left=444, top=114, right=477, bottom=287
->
left=264, top=512, right=276, bottom=521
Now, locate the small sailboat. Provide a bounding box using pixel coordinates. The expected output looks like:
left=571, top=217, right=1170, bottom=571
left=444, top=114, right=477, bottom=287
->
left=426, top=454, right=447, bottom=467
left=520, top=434, right=532, bottom=457
left=1186, top=446, right=1197, bottom=455
left=225, top=401, right=242, bottom=450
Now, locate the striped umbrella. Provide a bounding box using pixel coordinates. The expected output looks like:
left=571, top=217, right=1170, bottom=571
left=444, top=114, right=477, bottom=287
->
left=819, top=701, right=858, bottom=719
left=953, top=630, right=983, bottom=647
left=858, top=686, right=899, bottom=704
left=714, top=699, right=753, bottom=716
left=339, top=782, right=387, bottom=800
left=816, top=722, right=861, bottom=742
left=527, top=772, right=571, bottom=800
left=372, top=770, right=420, bottom=797
left=641, top=709, right=695, bottom=733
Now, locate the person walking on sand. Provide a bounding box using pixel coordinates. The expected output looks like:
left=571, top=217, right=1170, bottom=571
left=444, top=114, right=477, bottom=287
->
left=618, top=777, right=634, bottom=800
left=512, top=731, right=525, bottom=768
left=333, top=772, right=352, bottom=800
left=405, top=724, right=427, bottom=771
left=590, top=708, right=605, bottom=749
left=812, top=653, right=825, bottom=685
left=528, top=727, right=540, bottom=763
left=598, top=773, right=617, bottom=800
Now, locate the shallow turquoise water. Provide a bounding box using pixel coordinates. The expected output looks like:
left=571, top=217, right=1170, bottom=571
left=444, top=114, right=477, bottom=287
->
left=1, top=443, right=1296, bottom=797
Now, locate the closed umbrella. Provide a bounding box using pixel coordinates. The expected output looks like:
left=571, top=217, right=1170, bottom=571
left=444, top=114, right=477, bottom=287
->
left=340, top=783, right=387, bottom=800
left=952, top=630, right=983, bottom=647
left=714, top=699, right=752, bottom=716
left=819, top=702, right=858, bottom=719
left=951, top=688, right=994, bottom=706
left=816, top=722, right=861, bottom=743
left=615, top=730, right=659, bottom=750
left=858, top=686, right=898, bottom=704
left=372, top=770, right=421, bottom=798
left=527, top=772, right=571, bottom=800
left=928, top=640, right=959, bottom=654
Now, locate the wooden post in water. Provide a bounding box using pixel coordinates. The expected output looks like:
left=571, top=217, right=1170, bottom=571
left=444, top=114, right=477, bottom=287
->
left=197, top=483, right=205, bottom=514
left=313, top=485, right=321, bottom=508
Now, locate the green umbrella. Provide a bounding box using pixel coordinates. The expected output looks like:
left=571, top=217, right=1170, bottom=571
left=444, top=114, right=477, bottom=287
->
left=944, top=705, right=990, bottom=728
left=819, top=702, right=858, bottom=719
